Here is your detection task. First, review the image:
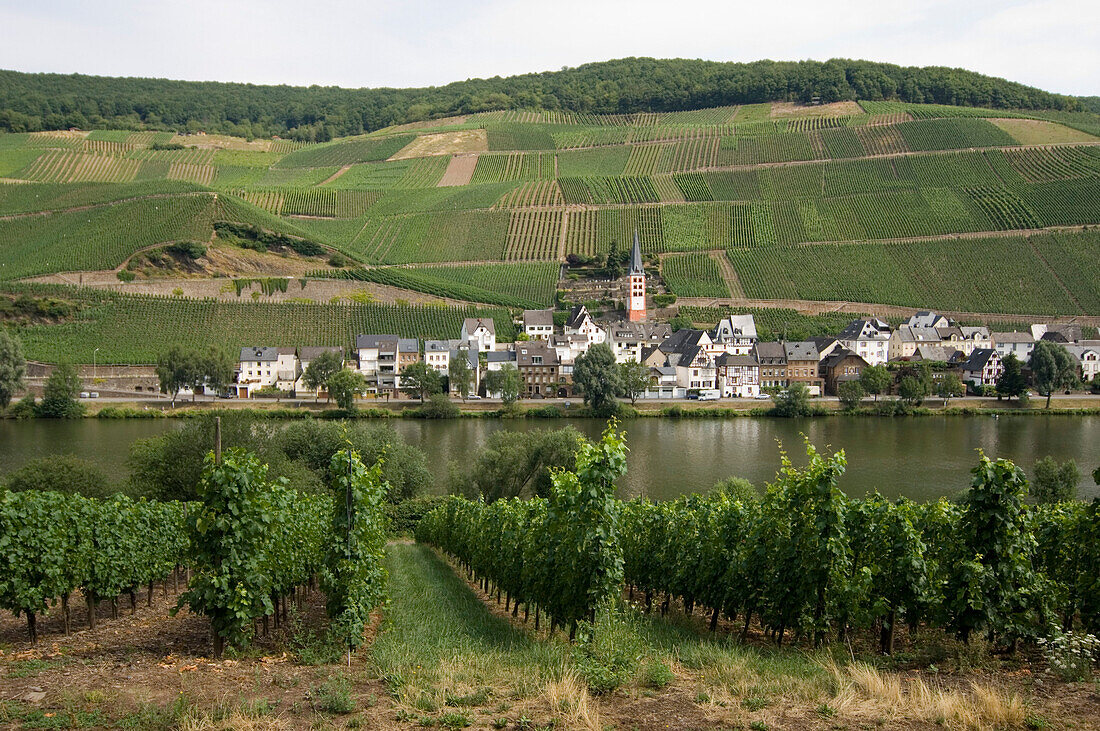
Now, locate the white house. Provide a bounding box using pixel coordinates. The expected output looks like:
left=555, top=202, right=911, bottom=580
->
left=959, top=348, right=1002, bottom=388
left=711, top=314, right=758, bottom=355
left=522, top=310, right=555, bottom=341
left=1067, top=343, right=1100, bottom=384
left=550, top=333, right=591, bottom=364
left=295, top=346, right=344, bottom=395
left=236, top=346, right=298, bottom=397
left=992, top=331, right=1035, bottom=361
left=461, top=318, right=496, bottom=352
left=838, top=318, right=891, bottom=366
left=424, top=340, right=452, bottom=375
left=483, top=349, right=516, bottom=398
left=564, top=305, right=606, bottom=345
left=606, top=321, right=672, bottom=364
left=716, top=353, right=760, bottom=398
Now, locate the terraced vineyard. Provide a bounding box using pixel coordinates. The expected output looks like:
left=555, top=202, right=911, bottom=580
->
left=3, top=284, right=515, bottom=363
left=2, top=96, right=1099, bottom=358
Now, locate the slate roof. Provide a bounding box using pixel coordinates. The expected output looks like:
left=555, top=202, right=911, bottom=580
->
left=463, top=317, right=495, bottom=335
left=961, top=348, right=998, bottom=372
left=239, top=346, right=280, bottom=362
left=992, top=331, right=1034, bottom=344
left=753, top=341, right=786, bottom=363
left=820, top=348, right=867, bottom=371
left=629, top=231, right=644, bottom=276
left=516, top=342, right=559, bottom=367
left=716, top=353, right=760, bottom=368
left=783, top=341, right=820, bottom=362
left=523, top=310, right=554, bottom=327
left=298, top=346, right=343, bottom=362
left=839, top=318, right=891, bottom=340
left=486, top=350, right=516, bottom=364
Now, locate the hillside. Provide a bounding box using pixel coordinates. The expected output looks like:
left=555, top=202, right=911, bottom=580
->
left=0, top=58, right=1081, bottom=138
left=1, top=97, right=1099, bottom=363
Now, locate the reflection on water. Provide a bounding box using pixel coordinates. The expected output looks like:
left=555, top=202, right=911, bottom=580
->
left=2, top=415, right=1098, bottom=502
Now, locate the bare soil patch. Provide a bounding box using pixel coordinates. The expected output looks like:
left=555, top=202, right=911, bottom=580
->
left=374, top=115, right=469, bottom=135
left=438, top=153, right=480, bottom=186
left=390, top=130, right=488, bottom=160
left=770, top=101, right=863, bottom=118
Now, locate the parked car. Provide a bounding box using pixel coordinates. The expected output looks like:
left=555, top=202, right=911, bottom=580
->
left=754, top=393, right=772, bottom=400
left=686, top=392, right=700, bottom=400
left=88, top=392, right=99, bottom=399
left=79, top=391, right=90, bottom=399
left=466, top=394, right=481, bottom=400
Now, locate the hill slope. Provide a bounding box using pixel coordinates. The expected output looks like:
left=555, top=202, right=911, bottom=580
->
left=0, top=58, right=1081, bottom=139
left=2, top=97, right=1099, bottom=362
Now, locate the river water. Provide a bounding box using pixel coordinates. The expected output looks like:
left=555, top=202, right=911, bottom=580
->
left=1, top=416, right=1098, bottom=502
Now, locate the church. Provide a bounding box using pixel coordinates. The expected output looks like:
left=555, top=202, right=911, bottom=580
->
left=625, top=231, right=646, bottom=322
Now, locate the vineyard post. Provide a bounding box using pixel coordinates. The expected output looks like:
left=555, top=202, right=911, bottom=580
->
left=214, top=417, right=222, bottom=465
left=346, top=452, right=354, bottom=669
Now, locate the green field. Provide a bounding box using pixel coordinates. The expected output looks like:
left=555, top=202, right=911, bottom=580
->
left=1, top=98, right=1099, bottom=358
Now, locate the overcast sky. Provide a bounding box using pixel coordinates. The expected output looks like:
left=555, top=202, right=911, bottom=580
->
left=1, top=0, right=1097, bottom=96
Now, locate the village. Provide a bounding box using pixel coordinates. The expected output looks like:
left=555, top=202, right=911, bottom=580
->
left=231, top=236, right=1100, bottom=403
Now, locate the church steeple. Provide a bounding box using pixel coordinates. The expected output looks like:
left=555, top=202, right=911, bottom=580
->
left=629, top=230, right=644, bottom=276
left=626, top=229, right=646, bottom=322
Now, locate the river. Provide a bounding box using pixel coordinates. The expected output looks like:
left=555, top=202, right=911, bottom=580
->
left=1, top=416, right=1098, bottom=502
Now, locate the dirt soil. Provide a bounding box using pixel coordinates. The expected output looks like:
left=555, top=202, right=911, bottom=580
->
left=989, top=118, right=1099, bottom=145
left=0, top=581, right=395, bottom=730
left=389, top=130, right=488, bottom=160
left=438, top=154, right=480, bottom=187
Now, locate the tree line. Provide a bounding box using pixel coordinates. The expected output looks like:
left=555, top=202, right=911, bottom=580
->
left=0, top=58, right=1080, bottom=138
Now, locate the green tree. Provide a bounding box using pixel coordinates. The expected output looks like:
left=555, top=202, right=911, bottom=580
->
left=155, top=345, right=198, bottom=406
left=997, top=353, right=1028, bottom=402
left=0, top=328, right=26, bottom=409
left=196, top=346, right=234, bottom=399
left=448, top=353, right=473, bottom=401
left=897, top=375, right=928, bottom=406
left=302, top=350, right=344, bottom=401
left=573, top=344, right=623, bottom=417
left=619, top=360, right=649, bottom=406
left=773, top=382, right=811, bottom=417
left=400, top=361, right=442, bottom=402
left=1029, top=340, right=1078, bottom=408
left=837, top=379, right=864, bottom=409
left=1031, top=457, right=1080, bottom=503
left=36, top=362, right=84, bottom=418
left=328, top=369, right=367, bottom=412
left=937, top=372, right=965, bottom=405
left=859, top=364, right=891, bottom=401
left=485, top=363, right=521, bottom=406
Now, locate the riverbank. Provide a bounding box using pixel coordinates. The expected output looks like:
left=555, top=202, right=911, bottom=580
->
left=7, top=394, right=1100, bottom=420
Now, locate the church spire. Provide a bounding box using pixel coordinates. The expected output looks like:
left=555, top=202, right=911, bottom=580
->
left=629, top=230, right=644, bottom=275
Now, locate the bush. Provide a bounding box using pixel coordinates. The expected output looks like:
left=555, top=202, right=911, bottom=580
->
left=571, top=603, right=644, bottom=694
left=652, top=293, right=677, bottom=307
left=641, top=659, right=675, bottom=688
left=1031, top=457, right=1080, bottom=503
left=417, top=393, right=459, bottom=419
left=5, top=394, right=36, bottom=419
left=384, top=496, right=448, bottom=536
left=527, top=405, right=563, bottom=418
left=167, top=241, right=207, bottom=260
left=712, top=476, right=759, bottom=503
left=772, top=383, right=812, bottom=417
left=116, top=269, right=135, bottom=282
left=5, top=455, right=114, bottom=498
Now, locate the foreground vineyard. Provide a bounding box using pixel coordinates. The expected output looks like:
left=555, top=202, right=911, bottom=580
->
left=0, top=447, right=387, bottom=654
left=419, top=432, right=1100, bottom=653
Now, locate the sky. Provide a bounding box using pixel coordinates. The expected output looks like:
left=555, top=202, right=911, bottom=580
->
left=0, top=0, right=1097, bottom=96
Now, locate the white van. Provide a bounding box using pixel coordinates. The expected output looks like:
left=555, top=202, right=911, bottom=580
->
left=698, top=389, right=721, bottom=401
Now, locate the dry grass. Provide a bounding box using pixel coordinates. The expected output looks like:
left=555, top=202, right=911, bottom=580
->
left=835, top=661, right=1027, bottom=729
left=770, top=101, right=864, bottom=118
left=541, top=670, right=602, bottom=731
left=177, top=708, right=291, bottom=731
